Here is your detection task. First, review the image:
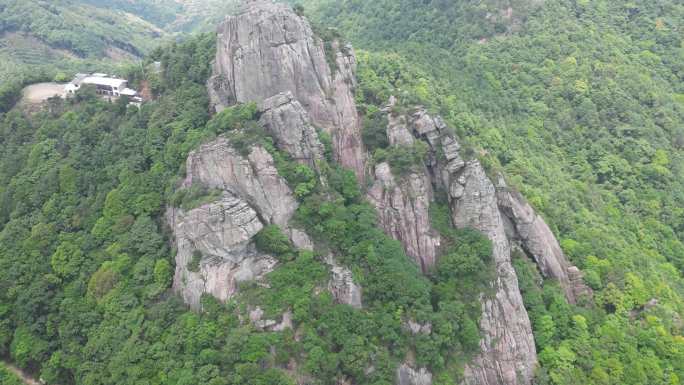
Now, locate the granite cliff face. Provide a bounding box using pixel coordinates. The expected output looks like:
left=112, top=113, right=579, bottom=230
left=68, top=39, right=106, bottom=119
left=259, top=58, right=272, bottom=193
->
left=368, top=107, right=537, bottom=385
left=183, top=137, right=298, bottom=227
left=259, top=92, right=326, bottom=171
left=172, top=1, right=591, bottom=383
left=367, top=162, right=440, bottom=272
left=208, top=0, right=365, bottom=179
left=396, top=364, right=433, bottom=385
left=170, top=2, right=366, bottom=312
left=497, top=179, right=592, bottom=303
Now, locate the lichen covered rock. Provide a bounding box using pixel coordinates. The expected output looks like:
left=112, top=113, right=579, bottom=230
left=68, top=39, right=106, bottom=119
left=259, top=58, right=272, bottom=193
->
left=183, top=137, right=297, bottom=227
left=259, top=92, right=325, bottom=171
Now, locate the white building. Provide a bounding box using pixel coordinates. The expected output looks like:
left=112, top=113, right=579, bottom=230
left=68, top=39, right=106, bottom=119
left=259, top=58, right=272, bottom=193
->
left=65, top=73, right=141, bottom=101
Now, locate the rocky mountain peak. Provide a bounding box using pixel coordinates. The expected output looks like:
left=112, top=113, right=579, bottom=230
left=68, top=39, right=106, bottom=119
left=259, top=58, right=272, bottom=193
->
left=208, top=0, right=366, bottom=179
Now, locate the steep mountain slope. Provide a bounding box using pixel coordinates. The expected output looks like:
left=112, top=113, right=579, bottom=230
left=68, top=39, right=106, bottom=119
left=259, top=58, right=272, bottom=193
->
left=291, top=0, right=684, bottom=384
left=0, top=1, right=682, bottom=385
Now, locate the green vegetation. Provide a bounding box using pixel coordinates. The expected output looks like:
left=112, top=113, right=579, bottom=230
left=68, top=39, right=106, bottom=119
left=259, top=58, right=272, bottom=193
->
left=0, top=363, right=23, bottom=385
left=254, top=225, right=295, bottom=261
left=297, top=0, right=684, bottom=383
left=0, top=0, right=238, bottom=85
left=1, top=1, right=683, bottom=384
left=0, top=29, right=496, bottom=385
left=206, top=103, right=259, bottom=134
left=170, top=185, right=223, bottom=211
left=373, top=141, right=429, bottom=176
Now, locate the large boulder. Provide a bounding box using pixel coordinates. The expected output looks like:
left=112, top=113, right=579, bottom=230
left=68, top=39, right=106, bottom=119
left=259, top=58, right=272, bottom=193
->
left=208, top=0, right=365, bottom=179
left=183, top=137, right=297, bottom=227
left=168, top=193, right=277, bottom=310
left=396, top=364, right=432, bottom=385
left=169, top=136, right=299, bottom=309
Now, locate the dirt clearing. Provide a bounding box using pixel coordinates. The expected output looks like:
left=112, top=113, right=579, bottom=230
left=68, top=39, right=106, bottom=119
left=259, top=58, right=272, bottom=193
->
left=21, top=82, right=66, bottom=104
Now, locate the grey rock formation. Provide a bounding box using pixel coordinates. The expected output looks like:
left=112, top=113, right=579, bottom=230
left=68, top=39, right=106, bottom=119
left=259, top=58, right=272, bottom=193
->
left=396, top=364, right=432, bottom=385
left=170, top=135, right=302, bottom=309
left=168, top=193, right=277, bottom=310
left=367, top=162, right=440, bottom=272
left=249, top=307, right=294, bottom=331
left=371, top=106, right=538, bottom=385
left=183, top=137, right=297, bottom=227
left=208, top=0, right=365, bottom=179
left=448, top=162, right=537, bottom=385
left=386, top=112, right=416, bottom=147
left=259, top=92, right=325, bottom=171
left=405, top=319, right=432, bottom=335
left=327, top=256, right=363, bottom=309
left=497, top=178, right=591, bottom=303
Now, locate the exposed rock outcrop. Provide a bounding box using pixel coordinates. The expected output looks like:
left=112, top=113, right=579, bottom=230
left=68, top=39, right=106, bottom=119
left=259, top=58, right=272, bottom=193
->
left=259, top=92, right=325, bottom=171
left=169, top=136, right=300, bottom=309
left=327, top=256, right=363, bottom=309
left=448, top=162, right=536, bottom=385
left=497, top=178, right=592, bottom=303
left=367, top=162, right=440, bottom=272
left=168, top=193, right=277, bottom=310
left=249, top=307, right=293, bottom=332
left=396, top=364, right=432, bottom=385
left=208, top=0, right=365, bottom=179
left=369, top=107, right=538, bottom=385
left=183, top=137, right=297, bottom=227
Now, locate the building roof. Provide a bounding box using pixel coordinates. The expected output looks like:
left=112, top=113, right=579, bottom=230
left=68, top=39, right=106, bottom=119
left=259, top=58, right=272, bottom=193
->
left=119, top=88, right=138, bottom=96
left=81, top=76, right=127, bottom=88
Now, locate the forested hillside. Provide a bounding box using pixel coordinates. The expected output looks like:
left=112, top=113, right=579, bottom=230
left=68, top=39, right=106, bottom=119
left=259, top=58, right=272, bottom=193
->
left=0, top=1, right=683, bottom=385
left=0, top=0, right=236, bottom=86
left=295, top=0, right=684, bottom=383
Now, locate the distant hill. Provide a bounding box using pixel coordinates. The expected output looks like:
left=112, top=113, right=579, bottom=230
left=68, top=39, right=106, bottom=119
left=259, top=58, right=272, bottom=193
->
left=0, top=0, right=237, bottom=84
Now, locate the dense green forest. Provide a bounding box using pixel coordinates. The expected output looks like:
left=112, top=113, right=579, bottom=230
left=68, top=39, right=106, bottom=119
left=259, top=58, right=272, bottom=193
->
left=297, top=0, right=684, bottom=383
left=0, top=0, right=236, bottom=84
left=0, top=32, right=499, bottom=384
left=0, top=363, right=23, bottom=385
left=1, top=0, right=683, bottom=384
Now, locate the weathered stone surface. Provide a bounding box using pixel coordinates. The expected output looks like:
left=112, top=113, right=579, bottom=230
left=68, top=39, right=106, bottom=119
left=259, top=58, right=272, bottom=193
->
left=250, top=307, right=293, bottom=331
left=326, top=256, right=362, bottom=309
left=449, top=162, right=537, bottom=385
left=386, top=113, right=416, bottom=147
left=289, top=228, right=314, bottom=251
left=367, top=162, right=440, bottom=272
left=168, top=193, right=277, bottom=310
left=170, top=135, right=303, bottom=309
left=259, top=92, right=325, bottom=170
left=208, top=0, right=365, bottom=179
left=396, top=364, right=432, bottom=385
left=376, top=106, right=536, bottom=385
left=497, top=178, right=592, bottom=303
left=366, top=106, right=537, bottom=385
left=183, top=137, right=297, bottom=227
left=405, top=319, right=432, bottom=335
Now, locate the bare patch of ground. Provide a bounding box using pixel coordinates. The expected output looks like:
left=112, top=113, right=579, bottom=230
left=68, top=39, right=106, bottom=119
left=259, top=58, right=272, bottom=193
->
left=21, top=83, right=66, bottom=104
